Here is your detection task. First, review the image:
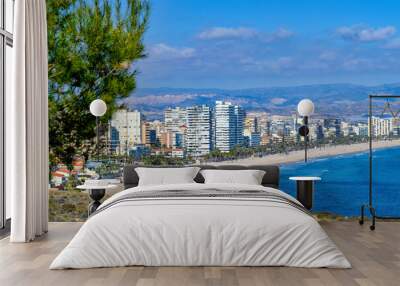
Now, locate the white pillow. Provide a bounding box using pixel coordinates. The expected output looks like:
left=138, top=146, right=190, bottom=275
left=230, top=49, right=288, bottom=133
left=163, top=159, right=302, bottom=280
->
left=200, top=169, right=266, bottom=185
left=136, top=167, right=200, bottom=186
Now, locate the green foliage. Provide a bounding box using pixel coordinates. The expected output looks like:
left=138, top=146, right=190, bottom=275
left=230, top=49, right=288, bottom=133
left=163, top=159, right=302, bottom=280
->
left=142, top=155, right=190, bottom=166
left=47, top=0, right=150, bottom=167
left=49, top=188, right=114, bottom=221
left=203, top=135, right=374, bottom=163
left=65, top=175, right=81, bottom=191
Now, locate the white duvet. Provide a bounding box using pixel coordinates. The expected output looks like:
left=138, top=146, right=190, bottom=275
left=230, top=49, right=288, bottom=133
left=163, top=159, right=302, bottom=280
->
left=50, top=183, right=351, bottom=269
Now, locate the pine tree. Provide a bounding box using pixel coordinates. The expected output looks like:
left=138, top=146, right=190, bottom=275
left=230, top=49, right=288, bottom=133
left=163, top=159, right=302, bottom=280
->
left=47, top=0, right=150, bottom=168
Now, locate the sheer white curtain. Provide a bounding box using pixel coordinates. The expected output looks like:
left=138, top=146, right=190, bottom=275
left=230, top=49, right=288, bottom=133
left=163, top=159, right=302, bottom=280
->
left=8, top=0, right=48, bottom=242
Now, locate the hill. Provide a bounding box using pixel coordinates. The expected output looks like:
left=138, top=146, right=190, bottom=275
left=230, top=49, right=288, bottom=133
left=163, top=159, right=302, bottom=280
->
left=123, top=83, right=400, bottom=119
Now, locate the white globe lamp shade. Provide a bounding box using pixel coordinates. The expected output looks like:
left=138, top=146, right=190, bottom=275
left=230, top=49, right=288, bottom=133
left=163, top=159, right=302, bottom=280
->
left=297, top=99, right=314, bottom=117
left=90, top=99, right=107, bottom=117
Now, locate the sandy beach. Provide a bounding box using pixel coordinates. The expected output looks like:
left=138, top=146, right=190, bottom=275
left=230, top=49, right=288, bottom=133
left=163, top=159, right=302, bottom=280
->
left=213, top=139, right=400, bottom=166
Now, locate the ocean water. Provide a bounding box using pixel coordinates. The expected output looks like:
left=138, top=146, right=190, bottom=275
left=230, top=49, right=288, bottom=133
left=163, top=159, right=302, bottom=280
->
left=280, top=146, right=400, bottom=217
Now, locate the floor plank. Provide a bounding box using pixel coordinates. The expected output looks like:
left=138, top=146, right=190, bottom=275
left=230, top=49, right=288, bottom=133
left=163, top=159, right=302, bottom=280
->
left=0, top=221, right=399, bottom=286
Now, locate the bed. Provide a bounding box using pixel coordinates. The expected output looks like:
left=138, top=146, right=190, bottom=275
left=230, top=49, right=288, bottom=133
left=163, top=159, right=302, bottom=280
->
left=50, top=165, right=350, bottom=269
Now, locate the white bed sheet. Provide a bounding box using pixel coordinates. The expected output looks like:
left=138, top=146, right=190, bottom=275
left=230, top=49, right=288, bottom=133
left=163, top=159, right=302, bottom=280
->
left=50, top=183, right=351, bottom=269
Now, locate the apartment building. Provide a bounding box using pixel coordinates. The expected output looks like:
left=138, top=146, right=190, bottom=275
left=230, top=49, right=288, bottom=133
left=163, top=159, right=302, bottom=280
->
left=214, top=101, right=245, bottom=152
left=186, top=105, right=212, bottom=157
left=109, top=109, right=143, bottom=154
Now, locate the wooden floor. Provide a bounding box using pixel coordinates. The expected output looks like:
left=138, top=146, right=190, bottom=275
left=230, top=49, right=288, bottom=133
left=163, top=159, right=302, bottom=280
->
left=0, top=222, right=399, bottom=286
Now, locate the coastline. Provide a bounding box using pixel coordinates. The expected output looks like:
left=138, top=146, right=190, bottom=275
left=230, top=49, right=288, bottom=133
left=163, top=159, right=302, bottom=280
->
left=212, top=139, right=400, bottom=166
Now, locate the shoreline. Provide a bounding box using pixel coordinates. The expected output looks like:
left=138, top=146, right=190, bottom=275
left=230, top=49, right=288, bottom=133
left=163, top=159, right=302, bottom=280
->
left=212, top=139, right=400, bottom=166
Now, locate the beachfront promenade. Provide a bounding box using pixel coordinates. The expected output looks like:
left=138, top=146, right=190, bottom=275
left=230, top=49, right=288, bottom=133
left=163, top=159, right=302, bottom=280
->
left=213, top=139, right=400, bottom=165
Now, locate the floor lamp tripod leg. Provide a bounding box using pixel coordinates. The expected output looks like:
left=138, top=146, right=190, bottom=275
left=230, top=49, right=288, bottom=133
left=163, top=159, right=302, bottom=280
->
left=370, top=207, right=376, bottom=231
left=359, top=205, right=365, bottom=225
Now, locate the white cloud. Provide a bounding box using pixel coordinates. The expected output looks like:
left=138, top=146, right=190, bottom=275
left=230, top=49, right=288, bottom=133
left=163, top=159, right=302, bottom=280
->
left=124, top=93, right=217, bottom=106
left=272, top=28, right=294, bottom=40
left=239, top=56, right=294, bottom=73
left=342, top=58, right=375, bottom=71
left=319, top=51, right=336, bottom=61
left=125, top=94, right=196, bottom=105
left=150, top=43, right=196, bottom=59
left=197, top=26, right=293, bottom=41
left=197, top=27, right=257, bottom=40
left=337, top=25, right=396, bottom=42
left=271, top=57, right=294, bottom=70
left=384, top=38, right=400, bottom=49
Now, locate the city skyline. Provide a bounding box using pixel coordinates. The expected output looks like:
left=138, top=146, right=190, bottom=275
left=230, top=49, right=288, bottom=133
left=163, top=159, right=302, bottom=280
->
left=106, top=100, right=396, bottom=160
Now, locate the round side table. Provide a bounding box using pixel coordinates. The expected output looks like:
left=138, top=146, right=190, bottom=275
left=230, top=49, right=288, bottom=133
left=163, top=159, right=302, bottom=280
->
left=77, top=184, right=118, bottom=215
left=289, top=176, right=321, bottom=210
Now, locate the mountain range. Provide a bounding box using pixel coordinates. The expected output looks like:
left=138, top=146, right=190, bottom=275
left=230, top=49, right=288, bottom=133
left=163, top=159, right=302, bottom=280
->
left=123, top=83, right=400, bottom=120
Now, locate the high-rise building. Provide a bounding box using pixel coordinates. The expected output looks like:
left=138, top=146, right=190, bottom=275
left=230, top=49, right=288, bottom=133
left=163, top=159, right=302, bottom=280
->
left=254, top=112, right=270, bottom=136
left=175, top=133, right=184, bottom=148
left=214, top=101, right=245, bottom=152
left=324, top=118, right=342, bottom=138
left=234, top=105, right=245, bottom=146
left=164, top=107, right=187, bottom=132
left=141, top=122, right=157, bottom=146
left=244, top=116, right=259, bottom=133
left=159, top=131, right=174, bottom=148
left=164, top=107, right=187, bottom=148
left=244, top=116, right=260, bottom=147
left=370, top=116, right=394, bottom=137
left=244, top=129, right=261, bottom=147
left=270, top=115, right=294, bottom=140
left=316, top=123, right=324, bottom=141
left=211, top=107, right=216, bottom=150
left=109, top=126, right=119, bottom=152
left=186, top=105, right=212, bottom=157
left=392, top=119, right=400, bottom=136
left=109, top=109, right=143, bottom=154
left=264, top=120, right=272, bottom=136
left=148, top=120, right=164, bottom=136
left=354, top=123, right=369, bottom=137
left=215, top=101, right=235, bottom=152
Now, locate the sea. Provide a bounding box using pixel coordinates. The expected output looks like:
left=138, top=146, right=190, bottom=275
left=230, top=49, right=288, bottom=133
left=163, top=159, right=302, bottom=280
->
left=280, top=146, right=400, bottom=217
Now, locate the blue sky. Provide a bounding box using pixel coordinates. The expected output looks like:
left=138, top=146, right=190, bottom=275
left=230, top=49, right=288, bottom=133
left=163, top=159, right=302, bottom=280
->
left=136, top=0, right=400, bottom=89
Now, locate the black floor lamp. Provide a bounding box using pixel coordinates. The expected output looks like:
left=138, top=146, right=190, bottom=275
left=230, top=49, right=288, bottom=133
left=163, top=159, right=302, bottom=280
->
left=90, top=99, right=107, bottom=161
left=359, top=94, right=400, bottom=231
left=297, top=99, right=315, bottom=162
